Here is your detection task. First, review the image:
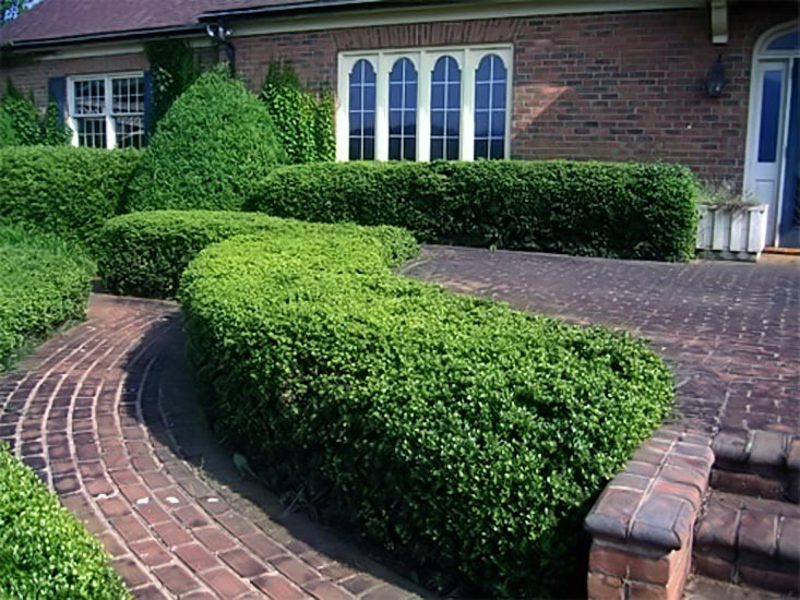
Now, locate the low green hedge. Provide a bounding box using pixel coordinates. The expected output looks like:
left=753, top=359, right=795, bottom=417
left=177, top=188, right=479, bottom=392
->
left=0, top=443, right=129, bottom=598
left=247, top=160, right=699, bottom=261
left=179, top=224, right=674, bottom=597
left=96, top=210, right=418, bottom=299
left=0, top=222, right=93, bottom=370
left=0, top=146, right=140, bottom=244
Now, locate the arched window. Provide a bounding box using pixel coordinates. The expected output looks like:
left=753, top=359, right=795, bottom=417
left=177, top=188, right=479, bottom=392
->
left=348, top=59, right=376, bottom=160
left=389, top=58, right=418, bottom=160
left=430, top=56, right=461, bottom=160
left=767, top=30, right=799, bottom=51
left=474, top=54, right=508, bottom=160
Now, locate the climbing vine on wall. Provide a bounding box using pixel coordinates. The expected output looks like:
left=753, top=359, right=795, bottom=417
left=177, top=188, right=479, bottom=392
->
left=261, top=61, right=335, bottom=164
left=0, top=80, right=70, bottom=147
left=144, top=40, right=202, bottom=128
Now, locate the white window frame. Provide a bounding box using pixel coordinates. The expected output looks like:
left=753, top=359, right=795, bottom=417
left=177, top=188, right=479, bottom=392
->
left=337, top=44, right=513, bottom=162
left=66, top=71, right=145, bottom=149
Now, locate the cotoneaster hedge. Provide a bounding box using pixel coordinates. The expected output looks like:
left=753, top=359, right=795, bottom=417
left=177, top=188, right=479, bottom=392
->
left=0, top=443, right=129, bottom=599
left=247, top=160, right=699, bottom=261
left=0, top=222, right=93, bottom=370
left=179, top=224, right=674, bottom=597
left=96, top=210, right=418, bottom=298
left=0, top=146, right=140, bottom=244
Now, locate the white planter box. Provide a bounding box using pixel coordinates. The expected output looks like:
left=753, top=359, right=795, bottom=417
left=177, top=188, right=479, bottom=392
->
left=696, top=204, right=768, bottom=261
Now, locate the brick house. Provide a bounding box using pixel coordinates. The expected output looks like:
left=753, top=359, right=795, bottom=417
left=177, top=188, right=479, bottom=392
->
left=1, top=0, right=798, bottom=247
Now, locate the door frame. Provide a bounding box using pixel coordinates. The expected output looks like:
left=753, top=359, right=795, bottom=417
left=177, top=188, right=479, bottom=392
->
left=743, top=20, right=799, bottom=248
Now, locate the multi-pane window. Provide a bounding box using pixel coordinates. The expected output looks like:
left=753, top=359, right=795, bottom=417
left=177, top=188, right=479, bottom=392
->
left=337, top=46, right=511, bottom=162
left=388, top=58, right=418, bottom=160
left=474, top=54, right=508, bottom=160
left=348, top=59, right=376, bottom=160
left=430, top=56, right=461, bottom=161
left=69, top=73, right=145, bottom=149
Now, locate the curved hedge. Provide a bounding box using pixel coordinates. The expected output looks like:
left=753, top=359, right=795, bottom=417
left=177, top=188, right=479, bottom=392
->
left=179, top=225, right=674, bottom=597
left=96, top=210, right=418, bottom=298
left=0, top=222, right=93, bottom=370
left=0, top=146, right=140, bottom=244
left=247, top=160, right=699, bottom=261
left=125, top=66, right=285, bottom=213
left=0, top=443, right=129, bottom=598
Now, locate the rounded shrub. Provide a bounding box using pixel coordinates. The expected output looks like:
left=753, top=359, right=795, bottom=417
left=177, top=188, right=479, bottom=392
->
left=179, top=224, right=674, bottom=597
left=0, top=443, right=129, bottom=599
left=247, top=159, right=699, bottom=262
left=0, top=221, right=93, bottom=371
left=0, top=146, right=140, bottom=244
left=125, top=66, right=286, bottom=213
left=96, top=210, right=417, bottom=299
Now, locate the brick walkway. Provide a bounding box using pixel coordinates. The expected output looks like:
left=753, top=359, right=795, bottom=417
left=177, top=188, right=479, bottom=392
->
left=403, top=247, right=800, bottom=436
left=0, top=295, right=422, bottom=600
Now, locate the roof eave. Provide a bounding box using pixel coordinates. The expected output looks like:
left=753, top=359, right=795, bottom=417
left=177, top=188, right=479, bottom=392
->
left=1, top=23, right=205, bottom=51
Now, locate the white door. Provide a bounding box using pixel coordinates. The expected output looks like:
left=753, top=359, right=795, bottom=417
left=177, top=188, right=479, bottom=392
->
left=749, top=60, right=790, bottom=245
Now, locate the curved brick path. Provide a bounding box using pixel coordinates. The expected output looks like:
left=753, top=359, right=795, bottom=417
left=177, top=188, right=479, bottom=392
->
left=0, top=295, right=421, bottom=600
left=404, top=247, right=800, bottom=436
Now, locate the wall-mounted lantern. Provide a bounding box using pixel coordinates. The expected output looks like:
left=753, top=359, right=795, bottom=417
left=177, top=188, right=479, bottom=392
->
left=705, top=55, right=727, bottom=98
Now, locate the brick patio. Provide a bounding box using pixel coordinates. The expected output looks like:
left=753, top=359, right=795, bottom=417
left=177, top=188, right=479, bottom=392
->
left=0, top=294, right=423, bottom=600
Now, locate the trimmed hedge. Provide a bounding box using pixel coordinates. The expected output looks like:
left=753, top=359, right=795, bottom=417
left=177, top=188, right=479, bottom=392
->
left=125, top=66, right=286, bottom=213
left=0, top=443, right=129, bottom=598
left=247, top=160, right=699, bottom=261
left=179, top=224, right=674, bottom=597
left=96, top=210, right=418, bottom=299
left=0, top=146, right=140, bottom=244
left=0, top=222, right=93, bottom=370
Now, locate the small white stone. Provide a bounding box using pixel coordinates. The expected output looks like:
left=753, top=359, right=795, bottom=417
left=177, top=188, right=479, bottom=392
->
left=165, top=496, right=180, bottom=505
left=96, top=493, right=110, bottom=500
left=206, top=497, right=219, bottom=504
left=135, top=497, right=150, bottom=506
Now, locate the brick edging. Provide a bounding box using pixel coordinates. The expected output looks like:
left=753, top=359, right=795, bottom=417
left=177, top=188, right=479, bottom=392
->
left=584, top=425, right=714, bottom=600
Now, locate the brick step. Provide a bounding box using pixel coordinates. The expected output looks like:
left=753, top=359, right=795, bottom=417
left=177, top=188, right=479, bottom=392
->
left=711, top=429, right=799, bottom=502
left=693, top=489, right=799, bottom=596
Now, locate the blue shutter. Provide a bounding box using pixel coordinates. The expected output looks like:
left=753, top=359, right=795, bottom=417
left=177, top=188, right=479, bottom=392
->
left=47, top=76, right=66, bottom=126
left=143, top=70, right=154, bottom=142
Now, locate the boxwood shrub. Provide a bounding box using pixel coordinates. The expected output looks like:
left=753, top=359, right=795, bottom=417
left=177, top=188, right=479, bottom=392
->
left=0, top=443, right=129, bottom=598
left=96, top=210, right=418, bottom=299
left=0, top=146, right=140, bottom=244
left=179, top=225, right=674, bottom=597
left=0, top=222, right=93, bottom=370
left=247, top=160, right=699, bottom=261
left=124, top=66, right=286, bottom=213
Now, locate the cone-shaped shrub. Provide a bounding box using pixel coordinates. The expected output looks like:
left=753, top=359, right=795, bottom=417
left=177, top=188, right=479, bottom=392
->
left=125, top=65, right=286, bottom=212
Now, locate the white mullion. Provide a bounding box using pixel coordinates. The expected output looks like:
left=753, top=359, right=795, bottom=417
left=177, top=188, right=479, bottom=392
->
left=375, top=52, right=389, bottom=161
left=106, top=76, right=116, bottom=149
left=336, top=57, right=350, bottom=161
left=504, top=47, right=514, bottom=159
left=462, top=49, right=476, bottom=161
left=419, top=51, right=431, bottom=162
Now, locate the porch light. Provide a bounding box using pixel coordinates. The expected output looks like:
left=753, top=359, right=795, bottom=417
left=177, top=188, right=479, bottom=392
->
left=705, top=55, right=727, bottom=98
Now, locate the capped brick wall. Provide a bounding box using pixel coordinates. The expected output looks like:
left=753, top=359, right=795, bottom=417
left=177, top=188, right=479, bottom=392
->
left=2, top=2, right=796, bottom=189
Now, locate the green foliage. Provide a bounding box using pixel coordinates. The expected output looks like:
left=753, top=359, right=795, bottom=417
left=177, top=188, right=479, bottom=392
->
left=96, top=210, right=417, bottom=298
left=0, top=146, right=140, bottom=244
left=125, top=65, right=286, bottom=212
left=249, top=160, right=700, bottom=261
left=179, top=224, right=674, bottom=597
left=0, top=221, right=93, bottom=370
left=261, top=61, right=334, bottom=164
left=0, top=109, right=18, bottom=147
left=0, top=443, right=129, bottom=598
left=0, top=81, right=71, bottom=146
left=143, top=39, right=202, bottom=127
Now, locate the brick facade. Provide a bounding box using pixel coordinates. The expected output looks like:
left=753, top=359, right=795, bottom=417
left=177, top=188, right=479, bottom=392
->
left=1, top=3, right=796, bottom=189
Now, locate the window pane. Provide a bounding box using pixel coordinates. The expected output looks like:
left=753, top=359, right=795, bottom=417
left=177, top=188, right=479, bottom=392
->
left=474, top=54, right=508, bottom=160
left=758, top=69, right=783, bottom=163
left=389, top=57, right=418, bottom=161
left=114, top=116, right=145, bottom=149
left=767, top=31, right=800, bottom=51
left=446, top=138, right=459, bottom=160
left=73, top=79, right=105, bottom=115
left=76, top=117, right=107, bottom=148
left=112, top=76, right=144, bottom=115
left=429, top=56, right=461, bottom=162
left=348, top=59, right=377, bottom=161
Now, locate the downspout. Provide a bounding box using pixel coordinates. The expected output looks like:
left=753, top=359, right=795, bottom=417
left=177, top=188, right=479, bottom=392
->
left=206, top=20, right=236, bottom=75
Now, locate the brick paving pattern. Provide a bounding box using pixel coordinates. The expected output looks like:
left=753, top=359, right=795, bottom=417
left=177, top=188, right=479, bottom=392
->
left=0, top=295, right=422, bottom=600
left=403, top=246, right=800, bottom=437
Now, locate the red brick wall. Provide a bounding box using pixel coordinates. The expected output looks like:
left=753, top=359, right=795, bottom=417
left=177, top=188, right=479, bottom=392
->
left=2, top=2, right=795, bottom=189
